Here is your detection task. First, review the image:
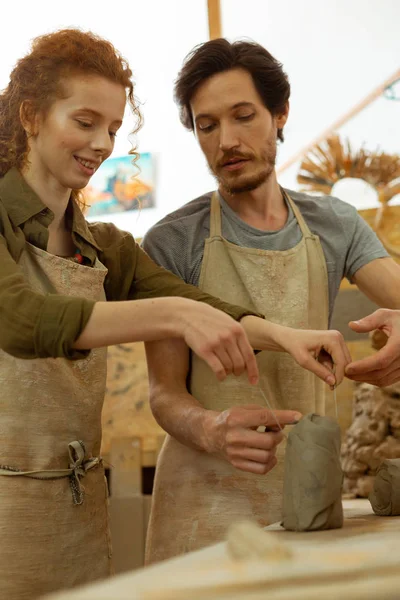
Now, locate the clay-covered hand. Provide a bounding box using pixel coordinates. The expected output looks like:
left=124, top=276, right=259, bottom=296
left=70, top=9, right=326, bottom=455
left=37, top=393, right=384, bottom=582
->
left=273, top=327, right=352, bottom=387
left=203, top=404, right=301, bottom=475
left=345, top=309, right=400, bottom=387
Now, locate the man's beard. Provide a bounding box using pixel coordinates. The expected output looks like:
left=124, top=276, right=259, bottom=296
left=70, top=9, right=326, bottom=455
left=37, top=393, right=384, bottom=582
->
left=211, top=143, right=276, bottom=195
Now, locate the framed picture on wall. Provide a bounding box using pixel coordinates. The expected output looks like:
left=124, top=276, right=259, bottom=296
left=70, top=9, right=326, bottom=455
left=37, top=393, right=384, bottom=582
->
left=84, top=153, right=156, bottom=218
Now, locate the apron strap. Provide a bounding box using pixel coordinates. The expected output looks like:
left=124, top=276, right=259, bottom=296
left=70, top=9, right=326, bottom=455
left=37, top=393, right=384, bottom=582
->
left=0, top=441, right=101, bottom=505
left=210, top=192, right=222, bottom=237
left=282, top=189, right=314, bottom=239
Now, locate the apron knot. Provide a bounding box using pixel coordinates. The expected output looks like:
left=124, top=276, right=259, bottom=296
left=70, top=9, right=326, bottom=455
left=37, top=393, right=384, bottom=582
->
left=68, top=440, right=101, bottom=506
left=0, top=441, right=102, bottom=505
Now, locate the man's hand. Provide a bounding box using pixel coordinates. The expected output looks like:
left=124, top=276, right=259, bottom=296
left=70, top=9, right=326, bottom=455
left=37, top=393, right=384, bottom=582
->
left=203, top=405, right=302, bottom=474
left=345, top=309, right=400, bottom=387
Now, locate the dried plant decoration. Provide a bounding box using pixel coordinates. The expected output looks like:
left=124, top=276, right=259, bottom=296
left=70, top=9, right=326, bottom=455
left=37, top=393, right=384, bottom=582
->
left=297, top=135, right=400, bottom=258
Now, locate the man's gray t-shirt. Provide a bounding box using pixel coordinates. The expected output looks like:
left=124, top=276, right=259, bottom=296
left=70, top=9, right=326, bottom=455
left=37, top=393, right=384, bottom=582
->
left=142, top=189, right=389, bottom=321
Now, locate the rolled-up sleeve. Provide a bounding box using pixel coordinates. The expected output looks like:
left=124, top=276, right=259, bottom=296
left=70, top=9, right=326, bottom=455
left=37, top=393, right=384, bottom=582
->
left=0, top=235, right=95, bottom=360
left=344, top=210, right=390, bottom=282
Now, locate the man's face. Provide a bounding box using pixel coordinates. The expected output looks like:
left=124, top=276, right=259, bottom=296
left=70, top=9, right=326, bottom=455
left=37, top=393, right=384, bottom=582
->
left=191, top=68, right=288, bottom=195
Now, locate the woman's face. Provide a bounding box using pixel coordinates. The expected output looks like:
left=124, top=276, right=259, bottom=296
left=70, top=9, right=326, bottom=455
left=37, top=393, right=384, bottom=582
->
left=25, top=74, right=126, bottom=192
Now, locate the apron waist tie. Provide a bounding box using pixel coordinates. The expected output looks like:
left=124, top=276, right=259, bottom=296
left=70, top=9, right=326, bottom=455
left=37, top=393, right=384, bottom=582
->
left=0, top=440, right=101, bottom=505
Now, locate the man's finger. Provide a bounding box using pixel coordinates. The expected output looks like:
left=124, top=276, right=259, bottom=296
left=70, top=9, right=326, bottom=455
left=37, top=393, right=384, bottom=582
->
left=235, top=428, right=284, bottom=450
left=346, top=345, right=396, bottom=376
left=262, top=409, right=302, bottom=429
left=346, top=361, right=399, bottom=382
left=229, top=446, right=276, bottom=464
left=378, top=368, right=400, bottom=387
left=347, top=366, right=400, bottom=387
left=348, top=309, right=388, bottom=334
left=242, top=404, right=273, bottom=411
left=231, top=455, right=278, bottom=475
left=232, top=407, right=301, bottom=429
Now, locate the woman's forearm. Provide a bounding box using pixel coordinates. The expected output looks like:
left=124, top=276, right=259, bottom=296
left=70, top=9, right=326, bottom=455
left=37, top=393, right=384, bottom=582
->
left=75, top=305, right=287, bottom=353
left=73, top=298, right=260, bottom=387
left=240, top=316, right=287, bottom=352
left=73, top=297, right=187, bottom=349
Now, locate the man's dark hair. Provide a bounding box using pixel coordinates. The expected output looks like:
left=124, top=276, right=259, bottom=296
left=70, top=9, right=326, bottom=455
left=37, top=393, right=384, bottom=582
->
left=174, top=38, right=290, bottom=142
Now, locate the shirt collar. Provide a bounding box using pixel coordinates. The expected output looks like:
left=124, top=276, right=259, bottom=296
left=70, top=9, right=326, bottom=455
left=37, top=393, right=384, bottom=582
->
left=68, top=199, right=102, bottom=252
left=0, top=167, right=102, bottom=252
left=0, top=167, right=45, bottom=226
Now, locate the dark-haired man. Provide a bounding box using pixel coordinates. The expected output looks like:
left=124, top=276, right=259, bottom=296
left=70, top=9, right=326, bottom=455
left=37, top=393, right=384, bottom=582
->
left=142, top=38, right=400, bottom=563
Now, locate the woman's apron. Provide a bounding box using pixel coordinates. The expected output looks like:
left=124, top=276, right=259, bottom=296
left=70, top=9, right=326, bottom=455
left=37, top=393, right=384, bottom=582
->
left=0, top=243, right=112, bottom=599
left=146, top=191, right=329, bottom=564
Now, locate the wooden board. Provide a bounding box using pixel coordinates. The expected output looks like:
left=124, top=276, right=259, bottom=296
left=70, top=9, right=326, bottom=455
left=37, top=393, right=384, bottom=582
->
left=43, top=500, right=400, bottom=599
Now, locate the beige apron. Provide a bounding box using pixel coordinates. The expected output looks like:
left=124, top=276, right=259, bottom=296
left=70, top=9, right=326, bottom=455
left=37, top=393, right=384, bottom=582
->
left=146, top=191, right=329, bottom=564
left=0, top=243, right=112, bottom=599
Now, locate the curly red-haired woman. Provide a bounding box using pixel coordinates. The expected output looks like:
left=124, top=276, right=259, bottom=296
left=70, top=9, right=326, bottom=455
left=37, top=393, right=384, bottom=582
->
left=0, top=28, right=265, bottom=599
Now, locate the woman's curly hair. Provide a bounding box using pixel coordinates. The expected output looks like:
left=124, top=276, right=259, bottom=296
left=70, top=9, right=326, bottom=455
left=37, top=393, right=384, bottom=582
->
left=0, top=28, right=142, bottom=205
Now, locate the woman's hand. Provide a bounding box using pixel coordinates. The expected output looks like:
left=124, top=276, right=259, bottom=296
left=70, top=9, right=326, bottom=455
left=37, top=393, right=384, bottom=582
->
left=273, top=326, right=352, bottom=387
left=240, top=316, right=351, bottom=387
left=179, top=300, right=259, bottom=384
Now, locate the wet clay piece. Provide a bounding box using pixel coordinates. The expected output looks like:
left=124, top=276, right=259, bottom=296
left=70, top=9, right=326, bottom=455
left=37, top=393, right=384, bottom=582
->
left=369, top=458, right=400, bottom=516
left=282, top=414, right=344, bottom=531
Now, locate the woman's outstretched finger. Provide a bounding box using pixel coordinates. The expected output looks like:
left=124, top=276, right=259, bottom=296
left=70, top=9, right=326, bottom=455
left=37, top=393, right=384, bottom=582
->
left=237, top=334, right=259, bottom=385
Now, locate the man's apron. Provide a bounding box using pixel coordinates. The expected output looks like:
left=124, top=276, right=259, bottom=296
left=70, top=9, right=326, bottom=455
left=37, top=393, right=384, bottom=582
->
left=0, top=243, right=112, bottom=599
left=146, top=191, right=329, bottom=564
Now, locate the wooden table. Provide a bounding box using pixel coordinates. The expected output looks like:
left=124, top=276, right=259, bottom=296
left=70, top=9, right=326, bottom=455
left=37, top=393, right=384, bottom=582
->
left=44, top=499, right=400, bottom=600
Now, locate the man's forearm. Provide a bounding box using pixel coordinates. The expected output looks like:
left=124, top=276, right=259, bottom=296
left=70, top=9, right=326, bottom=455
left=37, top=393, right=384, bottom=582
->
left=150, top=386, right=217, bottom=453
left=353, top=258, right=400, bottom=309
left=145, top=336, right=302, bottom=474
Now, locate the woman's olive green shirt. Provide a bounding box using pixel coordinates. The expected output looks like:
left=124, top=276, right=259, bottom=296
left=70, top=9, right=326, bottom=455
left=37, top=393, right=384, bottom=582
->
left=0, top=169, right=261, bottom=360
